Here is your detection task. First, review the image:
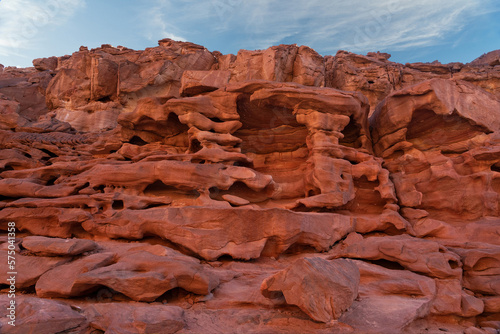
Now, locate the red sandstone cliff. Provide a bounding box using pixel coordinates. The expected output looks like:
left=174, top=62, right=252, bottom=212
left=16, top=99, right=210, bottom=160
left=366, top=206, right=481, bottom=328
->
left=0, top=40, right=499, bottom=333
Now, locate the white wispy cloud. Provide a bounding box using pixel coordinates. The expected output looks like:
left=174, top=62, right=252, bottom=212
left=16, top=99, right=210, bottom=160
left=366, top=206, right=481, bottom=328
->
left=145, top=0, right=496, bottom=55
left=143, top=0, right=192, bottom=42
left=0, top=0, right=84, bottom=58
left=239, top=0, right=490, bottom=52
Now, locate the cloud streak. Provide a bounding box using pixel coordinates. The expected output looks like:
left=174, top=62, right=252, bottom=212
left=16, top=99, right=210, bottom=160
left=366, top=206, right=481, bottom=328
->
left=146, top=0, right=496, bottom=55
left=0, top=0, right=84, bottom=58
left=144, top=1, right=187, bottom=42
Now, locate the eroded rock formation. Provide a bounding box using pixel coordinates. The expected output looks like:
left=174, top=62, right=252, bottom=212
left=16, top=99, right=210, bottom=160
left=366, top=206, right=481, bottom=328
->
left=0, top=39, right=499, bottom=333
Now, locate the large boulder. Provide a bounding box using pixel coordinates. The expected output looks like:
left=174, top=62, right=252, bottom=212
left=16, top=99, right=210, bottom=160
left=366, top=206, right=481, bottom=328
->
left=261, top=258, right=359, bottom=323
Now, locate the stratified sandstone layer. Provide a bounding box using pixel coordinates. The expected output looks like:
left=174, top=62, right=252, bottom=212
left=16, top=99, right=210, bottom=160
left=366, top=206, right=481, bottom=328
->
left=0, top=40, right=499, bottom=333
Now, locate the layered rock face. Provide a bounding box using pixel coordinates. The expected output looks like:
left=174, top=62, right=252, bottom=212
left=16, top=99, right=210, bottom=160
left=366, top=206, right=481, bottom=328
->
left=0, top=40, right=499, bottom=333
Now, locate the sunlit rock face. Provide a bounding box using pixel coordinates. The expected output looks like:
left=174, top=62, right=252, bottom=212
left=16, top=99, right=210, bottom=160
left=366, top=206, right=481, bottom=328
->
left=328, top=49, right=500, bottom=114
left=371, top=78, right=500, bottom=223
left=0, top=40, right=499, bottom=333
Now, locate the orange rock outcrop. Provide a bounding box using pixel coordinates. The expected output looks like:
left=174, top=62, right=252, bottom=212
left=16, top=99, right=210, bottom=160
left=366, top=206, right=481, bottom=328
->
left=0, top=40, right=499, bottom=333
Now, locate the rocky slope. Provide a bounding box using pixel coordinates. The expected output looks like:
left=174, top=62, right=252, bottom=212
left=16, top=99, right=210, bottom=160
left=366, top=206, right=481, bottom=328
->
left=0, top=39, right=499, bottom=333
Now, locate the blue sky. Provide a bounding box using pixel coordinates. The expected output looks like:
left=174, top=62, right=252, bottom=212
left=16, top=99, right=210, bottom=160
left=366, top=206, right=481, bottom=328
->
left=0, top=0, right=499, bottom=68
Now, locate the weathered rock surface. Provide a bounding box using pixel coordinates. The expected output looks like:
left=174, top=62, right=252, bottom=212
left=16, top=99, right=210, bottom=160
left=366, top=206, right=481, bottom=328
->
left=35, top=242, right=226, bottom=301
left=180, top=70, right=231, bottom=96
left=340, top=295, right=431, bottom=333
left=21, top=235, right=97, bottom=256
left=350, top=257, right=432, bottom=296
left=331, top=234, right=462, bottom=279
left=371, top=78, right=500, bottom=222
left=35, top=252, right=116, bottom=298
left=82, top=207, right=354, bottom=260
left=0, top=250, right=69, bottom=288
left=1, top=41, right=499, bottom=333
left=261, top=258, right=359, bottom=323
left=329, top=50, right=500, bottom=113
left=0, top=295, right=87, bottom=334
left=86, top=303, right=185, bottom=334
left=0, top=67, right=51, bottom=122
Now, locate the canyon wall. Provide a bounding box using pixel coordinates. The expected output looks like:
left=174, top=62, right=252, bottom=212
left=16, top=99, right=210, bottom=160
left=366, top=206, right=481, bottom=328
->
left=0, top=39, right=500, bottom=333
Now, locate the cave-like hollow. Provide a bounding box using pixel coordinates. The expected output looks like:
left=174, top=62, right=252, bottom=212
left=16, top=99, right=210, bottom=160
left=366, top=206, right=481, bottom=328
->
left=233, top=94, right=309, bottom=200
